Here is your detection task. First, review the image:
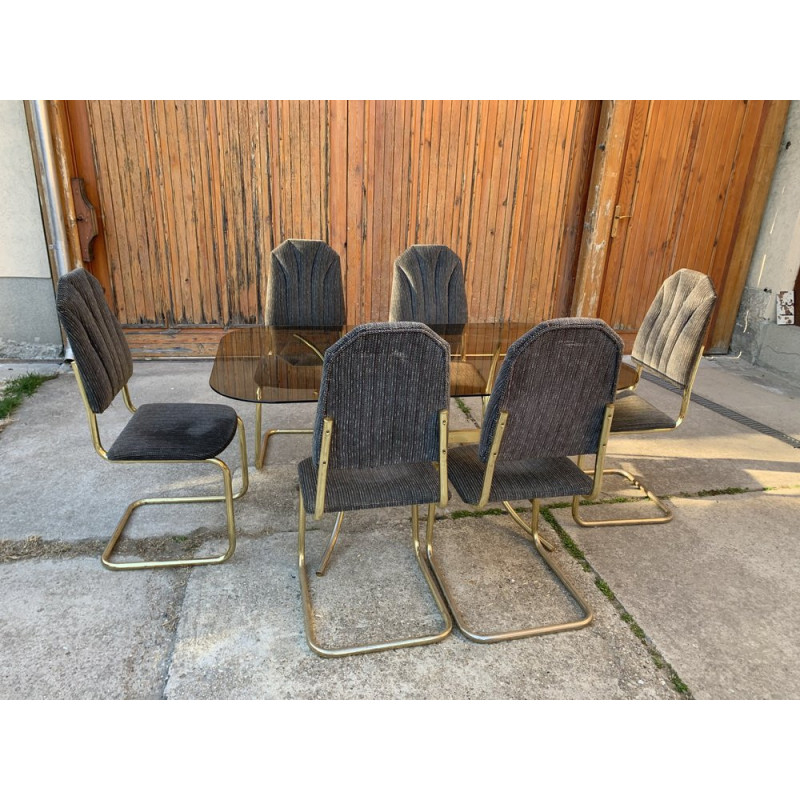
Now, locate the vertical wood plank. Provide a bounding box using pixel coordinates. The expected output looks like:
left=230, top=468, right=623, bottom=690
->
left=328, top=99, right=348, bottom=298
left=346, top=100, right=366, bottom=323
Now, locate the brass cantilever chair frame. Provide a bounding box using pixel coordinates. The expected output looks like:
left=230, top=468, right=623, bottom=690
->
left=71, top=363, right=249, bottom=570
left=57, top=268, right=249, bottom=571
left=571, top=347, right=703, bottom=526
left=426, top=318, right=623, bottom=643
left=256, top=239, right=345, bottom=469
left=571, top=268, right=717, bottom=527
left=296, top=322, right=453, bottom=657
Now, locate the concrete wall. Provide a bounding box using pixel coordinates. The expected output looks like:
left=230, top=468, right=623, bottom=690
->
left=0, top=100, right=62, bottom=358
left=731, top=101, right=800, bottom=381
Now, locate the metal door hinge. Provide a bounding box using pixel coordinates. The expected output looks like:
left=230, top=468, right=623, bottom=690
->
left=611, top=204, right=632, bottom=238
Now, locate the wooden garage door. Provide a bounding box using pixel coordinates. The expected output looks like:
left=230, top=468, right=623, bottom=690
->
left=59, top=99, right=786, bottom=356
left=594, top=100, right=787, bottom=352
left=65, top=100, right=600, bottom=343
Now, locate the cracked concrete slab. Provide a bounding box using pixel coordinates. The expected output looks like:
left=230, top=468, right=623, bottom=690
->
left=0, top=556, right=181, bottom=699
left=165, top=514, right=678, bottom=700
left=553, top=489, right=800, bottom=699
left=1, top=354, right=799, bottom=700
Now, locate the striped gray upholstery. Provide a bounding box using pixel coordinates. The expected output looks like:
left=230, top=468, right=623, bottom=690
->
left=56, top=268, right=133, bottom=413
left=107, top=403, right=238, bottom=461
left=265, top=239, right=345, bottom=326
left=479, top=319, right=623, bottom=462
left=447, top=319, right=622, bottom=505
left=389, top=245, right=468, bottom=324
left=631, top=269, right=717, bottom=387
left=298, top=322, right=450, bottom=513
left=298, top=461, right=442, bottom=513
left=448, top=449, right=593, bottom=505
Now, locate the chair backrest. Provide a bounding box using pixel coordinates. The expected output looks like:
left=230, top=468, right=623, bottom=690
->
left=312, top=322, right=450, bottom=469
left=56, top=268, right=133, bottom=414
left=389, top=245, right=468, bottom=325
left=632, top=268, right=717, bottom=387
left=480, top=319, right=622, bottom=462
left=265, top=239, right=345, bottom=326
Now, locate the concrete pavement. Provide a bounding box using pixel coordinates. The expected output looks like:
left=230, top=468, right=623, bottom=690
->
left=1, top=354, right=799, bottom=699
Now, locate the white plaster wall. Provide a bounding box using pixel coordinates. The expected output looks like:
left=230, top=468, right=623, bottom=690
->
left=0, top=100, right=50, bottom=280
left=0, top=100, right=62, bottom=357
left=731, top=101, right=800, bottom=379
left=739, top=102, right=800, bottom=319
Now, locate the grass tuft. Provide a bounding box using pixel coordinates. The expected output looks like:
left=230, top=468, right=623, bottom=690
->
left=0, top=373, right=56, bottom=421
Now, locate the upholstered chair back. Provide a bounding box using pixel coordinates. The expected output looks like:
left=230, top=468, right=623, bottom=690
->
left=56, top=268, right=133, bottom=414
left=631, top=269, right=717, bottom=387
left=312, top=322, right=450, bottom=469
left=389, top=245, right=468, bottom=325
left=266, top=239, right=345, bottom=326
left=480, top=319, right=622, bottom=462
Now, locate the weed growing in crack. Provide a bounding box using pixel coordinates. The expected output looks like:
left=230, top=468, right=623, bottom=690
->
left=0, top=373, right=56, bottom=421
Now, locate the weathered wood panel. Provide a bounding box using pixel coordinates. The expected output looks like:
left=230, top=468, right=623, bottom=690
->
left=595, top=100, right=787, bottom=352
left=69, top=99, right=783, bottom=356
left=79, top=100, right=599, bottom=335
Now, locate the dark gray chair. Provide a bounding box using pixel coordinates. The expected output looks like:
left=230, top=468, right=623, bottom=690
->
left=266, top=238, right=345, bottom=327
left=56, top=268, right=249, bottom=571
left=427, top=318, right=623, bottom=642
left=389, top=244, right=491, bottom=405
left=297, top=322, right=453, bottom=657
left=389, top=244, right=468, bottom=325
left=573, top=268, right=717, bottom=526
left=256, top=238, right=346, bottom=468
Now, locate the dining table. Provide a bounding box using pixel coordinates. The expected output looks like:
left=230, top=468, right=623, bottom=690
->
left=209, top=321, right=535, bottom=466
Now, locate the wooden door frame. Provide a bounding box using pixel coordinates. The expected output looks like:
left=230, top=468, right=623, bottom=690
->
left=572, top=99, right=790, bottom=354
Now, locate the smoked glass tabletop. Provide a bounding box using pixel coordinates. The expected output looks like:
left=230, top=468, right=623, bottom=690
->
left=209, top=322, right=534, bottom=404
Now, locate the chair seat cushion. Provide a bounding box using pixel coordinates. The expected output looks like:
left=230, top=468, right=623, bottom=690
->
left=298, top=457, right=442, bottom=513
left=107, top=403, right=238, bottom=461
left=611, top=393, right=676, bottom=432
left=447, top=444, right=593, bottom=505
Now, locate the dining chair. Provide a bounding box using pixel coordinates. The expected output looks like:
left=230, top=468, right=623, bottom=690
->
left=390, top=244, right=491, bottom=407
left=389, top=244, right=468, bottom=324
left=572, top=268, right=717, bottom=526
left=256, top=238, right=345, bottom=468
left=426, top=318, right=622, bottom=642
left=56, top=268, right=249, bottom=570
left=296, top=322, right=453, bottom=657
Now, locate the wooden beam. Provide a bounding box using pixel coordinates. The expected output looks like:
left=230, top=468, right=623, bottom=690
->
left=571, top=100, right=633, bottom=317
left=123, top=326, right=226, bottom=358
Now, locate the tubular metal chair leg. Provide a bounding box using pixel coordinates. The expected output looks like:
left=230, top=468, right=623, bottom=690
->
left=425, top=498, right=593, bottom=643
left=571, top=457, right=673, bottom=527
left=298, top=493, right=453, bottom=657
left=257, top=427, right=313, bottom=470
left=101, top=418, right=249, bottom=571
left=315, top=511, right=345, bottom=576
